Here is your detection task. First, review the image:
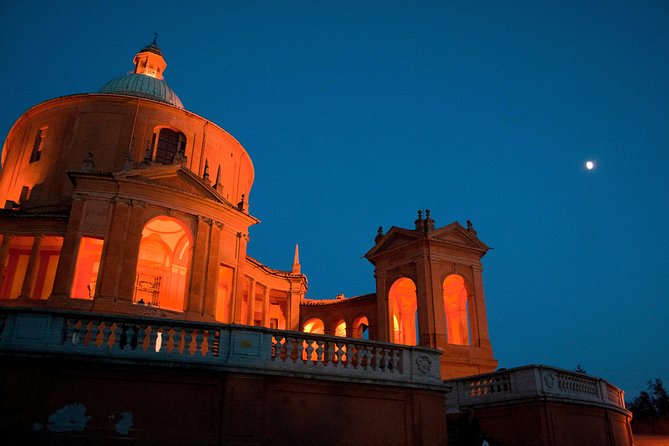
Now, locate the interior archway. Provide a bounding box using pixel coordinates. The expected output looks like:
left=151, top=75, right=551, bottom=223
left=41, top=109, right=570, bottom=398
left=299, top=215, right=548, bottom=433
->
left=134, top=216, right=192, bottom=312
left=302, top=318, right=325, bottom=334
left=443, top=274, right=470, bottom=345
left=388, top=277, right=418, bottom=346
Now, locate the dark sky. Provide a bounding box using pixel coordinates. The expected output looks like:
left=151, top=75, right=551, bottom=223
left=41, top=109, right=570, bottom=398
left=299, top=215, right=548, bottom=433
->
left=1, top=1, right=667, bottom=397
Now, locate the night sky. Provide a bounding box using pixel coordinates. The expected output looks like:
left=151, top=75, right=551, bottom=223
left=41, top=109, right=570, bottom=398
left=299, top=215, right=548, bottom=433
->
left=1, top=1, right=667, bottom=397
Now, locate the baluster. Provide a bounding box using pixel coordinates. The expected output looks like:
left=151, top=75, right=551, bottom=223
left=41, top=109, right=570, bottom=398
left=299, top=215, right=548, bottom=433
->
left=107, top=322, right=120, bottom=351
left=65, top=318, right=80, bottom=346
left=325, top=341, right=335, bottom=367
left=206, top=329, right=218, bottom=357
left=303, top=338, right=313, bottom=363
left=182, top=327, right=193, bottom=356
left=316, top=340, right=326, bottom=366
left=195, top=329, right=205, bottom=357
left=135, top=324, right=146, bottom=352
left=100, top=321, right=112, bottom=350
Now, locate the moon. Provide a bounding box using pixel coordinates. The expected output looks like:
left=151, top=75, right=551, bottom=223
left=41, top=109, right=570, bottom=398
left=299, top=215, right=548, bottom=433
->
left=585, top=161, right=595, bottom=170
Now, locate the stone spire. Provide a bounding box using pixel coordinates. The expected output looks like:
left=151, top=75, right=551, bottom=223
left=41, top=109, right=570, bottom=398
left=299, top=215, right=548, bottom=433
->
left=292, top=244, right=301, bottom=274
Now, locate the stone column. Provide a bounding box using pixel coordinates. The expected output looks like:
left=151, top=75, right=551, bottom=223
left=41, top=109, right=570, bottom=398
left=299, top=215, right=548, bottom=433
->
left=188, top=216, right=211, bottom=315
left=50, top=193, right=87, bottom=300
left=96, top=197, right=132, bottom=299
left=0, top=234, right=13, bottom=290
left=19, top=235, right=43, bottom=299
left=247, top=278, right=256, bottom=325
left=261, top=286, right=270, bottom=327
left=374, top=269, right=388, bottom=342
left=203, top=221, right=223, bottom=320
left=116, top=200, right=147, bottom=300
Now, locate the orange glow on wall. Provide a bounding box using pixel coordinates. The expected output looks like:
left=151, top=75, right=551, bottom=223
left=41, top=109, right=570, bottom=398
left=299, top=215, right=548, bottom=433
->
left=302, top=318, right=325, bottom=334
left=72, top=237, right=104, bottom=299
left=269, top=296, right=287, bottom=330
left=134, top=217, right=192, bottom=311
left=389, top=278, right=418, bottom=346
left=443, top=274, right=470, bottom=345
left=215, top=265, right=234, bottom=323
left=0, top=236, right=34, bottom=298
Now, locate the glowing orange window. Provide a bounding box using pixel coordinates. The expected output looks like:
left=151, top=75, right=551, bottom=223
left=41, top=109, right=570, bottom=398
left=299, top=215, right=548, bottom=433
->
left=72, top=237, right=104, bottom=299
left=33, top=236, right=63, bottom=299
left=134, top=217, right=192, bottom=312
left=443, top=274, right=470, bottom=345
left=389, top=278, right=418, bottom=346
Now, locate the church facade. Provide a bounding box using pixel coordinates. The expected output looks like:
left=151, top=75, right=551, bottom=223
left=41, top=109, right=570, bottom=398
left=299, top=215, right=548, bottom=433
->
left=0, top=41, right=632, bottom=445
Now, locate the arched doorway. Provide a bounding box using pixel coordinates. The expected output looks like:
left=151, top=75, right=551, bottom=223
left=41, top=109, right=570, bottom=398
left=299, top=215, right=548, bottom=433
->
left=352, top=315, right=369, bottom=340
left=388, top=278, right=418, bottom=345
left=302, top=318, right=325, bottom=334
left=334, top=320, right=347, bottom=337
left=443, top=274, right=470, bottom=345
left=134, top=216, right=192, bottom=312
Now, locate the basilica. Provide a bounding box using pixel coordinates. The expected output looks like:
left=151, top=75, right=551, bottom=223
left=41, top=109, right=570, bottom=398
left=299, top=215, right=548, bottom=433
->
left=0, top=40, right=633, bottom=445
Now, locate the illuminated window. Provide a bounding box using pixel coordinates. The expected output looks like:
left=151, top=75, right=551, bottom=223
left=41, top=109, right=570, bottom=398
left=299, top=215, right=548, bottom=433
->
left=302, top=318, right=324, bottom=334
left=134, top=217, right=192, bottom=311
left=215, top=265, right=234, bottom=323
left=0, top=236, right=34, bottom=299
left=153, top=128, right=186, bottom=165
left=72, top=237, right=104, bottom=299
left=389, top=278, right=419, bottom=346
left=443, top=274, right=470, bottom=345
left=30, top=128, right=47, bottom=163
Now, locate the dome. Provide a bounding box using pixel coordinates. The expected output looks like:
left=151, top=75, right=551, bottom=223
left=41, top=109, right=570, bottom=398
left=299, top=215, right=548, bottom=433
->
left=99, top=74, right=184, bottom=108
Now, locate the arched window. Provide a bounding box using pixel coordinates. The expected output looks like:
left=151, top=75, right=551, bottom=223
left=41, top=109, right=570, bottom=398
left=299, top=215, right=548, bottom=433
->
left=443, top=274, right=470, bottom=345
left=302, top=318, right=325, bottom=334
left=152, top=128, right=186, bottom=165
left=388, top=278, right=419, bottom=346
left=334, top=320, right=347, bottom=337
left=352, top=316, right=369, bottom=340
left=134, top=216, right=192, bottom=311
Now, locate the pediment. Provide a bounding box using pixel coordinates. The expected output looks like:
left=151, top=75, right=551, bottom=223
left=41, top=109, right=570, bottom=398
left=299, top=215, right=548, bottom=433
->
left=365, top=227, right=422, bottom=260
left=116, top=164, right=232, bottom=206
left=429, top=222, right=489, bottom=252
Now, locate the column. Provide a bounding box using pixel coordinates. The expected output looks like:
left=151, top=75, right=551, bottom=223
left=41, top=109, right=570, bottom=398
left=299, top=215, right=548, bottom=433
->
left=261, top=286, right=270, bottom=327
left=96, top=197, right=131, bottom=299
left=50, top=193, right=87, bottom=299
left=203, top=221, right=223, bottom=319
left=0, top=234, right=13, bottom=289
left=188, top=216, right=210, bottom=314
left=116, top=200, right=147, bottom=300
left=246, top=278, right=256, bottom=325
left=19, top=235, right=43, bottom=299
left=471, top=264, right=490, bottom=349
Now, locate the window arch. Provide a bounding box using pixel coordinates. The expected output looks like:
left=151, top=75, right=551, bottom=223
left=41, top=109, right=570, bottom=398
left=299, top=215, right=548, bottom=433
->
left=334, top=320, right=347, bottom=337
left=352, top=315, right=369, bottom=340
left=443, top=274, right=470, bottom=345
left=151, top=128, right=186, bottom=165
left=134, top=216, right=192, bottom=311
left=388, top=277, right=419, bottom=346
left=302, top=318, right=325, bottom=334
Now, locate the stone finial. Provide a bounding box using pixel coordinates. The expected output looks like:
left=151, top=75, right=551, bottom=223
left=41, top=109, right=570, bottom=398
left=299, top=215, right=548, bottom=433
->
left=237, top=194, right=245, bottom=211
left=424, top=209, right=435, bottom=232
left=141, top=140, right=152, bottom=167
left=203, top=159, right=211, bottom=184
left=123, top=146, right=135, bottom=170
left=375, top=226, right=384, bottom=244
left=414, top=210, right=424, bottom=231
left=467, top=219, right=477, bottom=235
left=81, top=152, right=95, bottom=172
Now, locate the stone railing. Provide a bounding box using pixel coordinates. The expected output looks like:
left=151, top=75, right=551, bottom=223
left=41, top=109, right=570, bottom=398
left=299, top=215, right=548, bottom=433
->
left=445, top=364, right=627, bottom=412
left=0, top=308, right=442, bottom=386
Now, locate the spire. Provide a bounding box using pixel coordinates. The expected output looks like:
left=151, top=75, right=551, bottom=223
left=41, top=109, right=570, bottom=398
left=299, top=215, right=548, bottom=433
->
left=214, top=165, right=222, bottom=190
left=292, top=244, right=301, bottom=274
left=203, top=159, right=211, bottom=184
left=133, top=35, right=167, bottom=79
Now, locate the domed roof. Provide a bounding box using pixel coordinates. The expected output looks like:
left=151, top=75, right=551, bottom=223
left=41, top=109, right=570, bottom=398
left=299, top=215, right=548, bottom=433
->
left=98, top=38, right=184, bottom=109
left=99, top=74, right=183, bottom=108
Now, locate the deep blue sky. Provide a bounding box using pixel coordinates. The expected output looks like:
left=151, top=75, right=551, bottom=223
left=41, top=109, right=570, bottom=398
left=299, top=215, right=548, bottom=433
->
left=1, top=1, right=667, bottom=397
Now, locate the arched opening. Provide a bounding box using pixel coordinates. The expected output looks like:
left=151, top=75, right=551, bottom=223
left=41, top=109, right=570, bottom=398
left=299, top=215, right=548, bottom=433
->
left=443, top=274, right=470, bottom=345
left=134, top=216, right=192, bottom=312
left=72, top=237, right=104, bottom=299
left=151, top=128, right=186, bottom=165
left=334, top=320, right=347, bottom=337
left=302, top=318, right=325, bottom=334
left=352, top=315, right=369, bottom=340
left=388, top=277, right=419, bottom=346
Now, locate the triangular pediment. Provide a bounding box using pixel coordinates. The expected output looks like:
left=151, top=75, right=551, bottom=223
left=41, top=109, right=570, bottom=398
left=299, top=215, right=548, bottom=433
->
left=365, top=227, right=422, bottom=260
left=116, top=164, right=232, bottom=206
left=429, top=222, right=489, bottom=252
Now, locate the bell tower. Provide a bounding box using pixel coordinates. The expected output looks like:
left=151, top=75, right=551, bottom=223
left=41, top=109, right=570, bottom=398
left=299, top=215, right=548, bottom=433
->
left=365, top=210, right=498, bottom=379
